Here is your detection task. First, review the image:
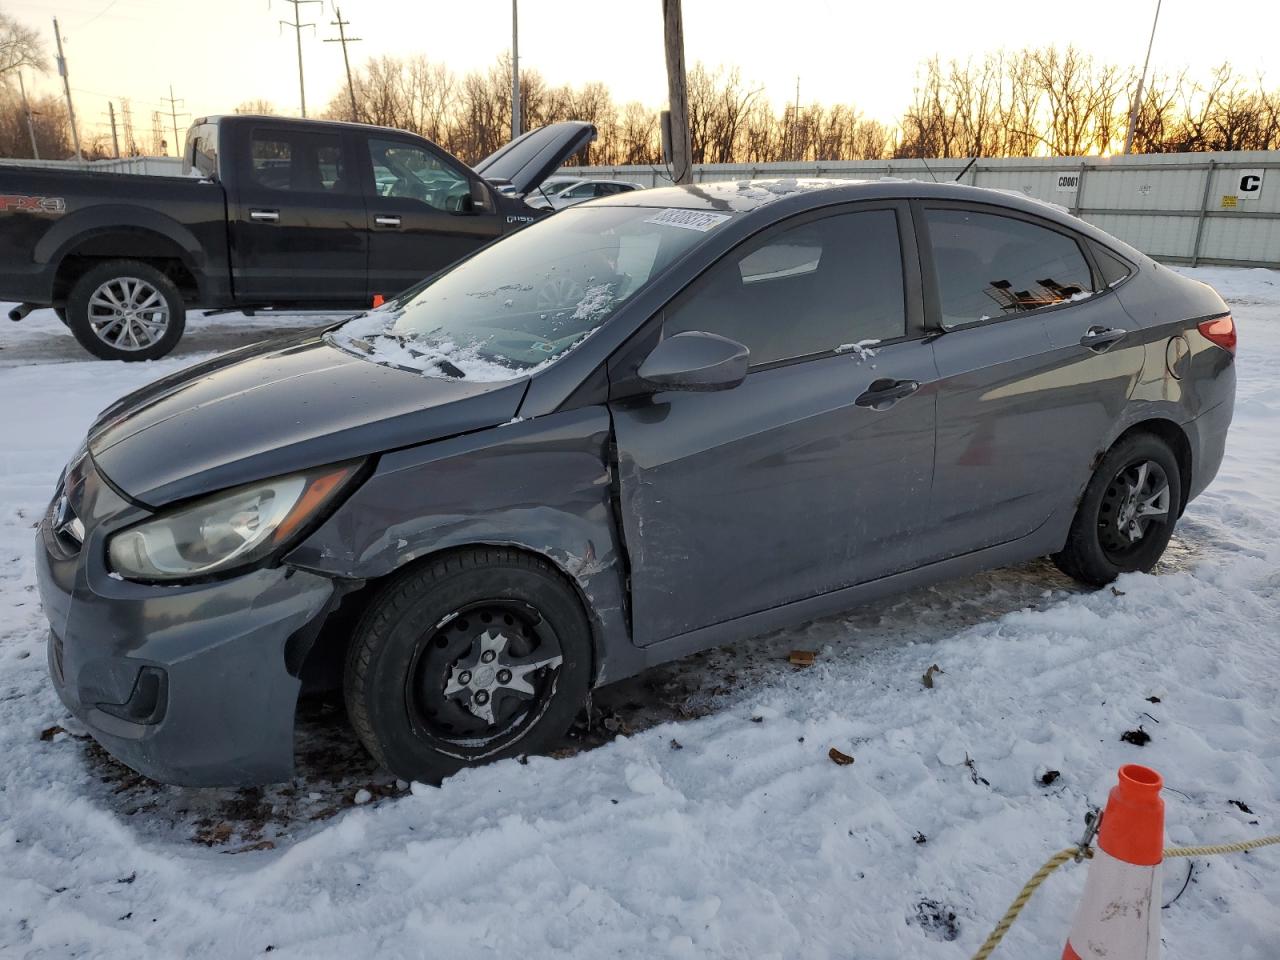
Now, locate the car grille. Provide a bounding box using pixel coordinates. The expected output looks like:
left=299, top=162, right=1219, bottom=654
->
left=45, top=484, right=85, bottom=558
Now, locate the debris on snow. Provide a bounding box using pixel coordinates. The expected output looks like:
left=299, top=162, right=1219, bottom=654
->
left=912, top=899, right=960, bottom=942
left=788, top=650, right=817, bottom=667
left=828, top=747, right=855, bottom=766
left=1039, top=769, right=1062, bottom=787
left=921, top=663, right=944, bottom=689
left=1121, top=727, right=1152, bottom=746
left=353, top=788, right=372, bottom=806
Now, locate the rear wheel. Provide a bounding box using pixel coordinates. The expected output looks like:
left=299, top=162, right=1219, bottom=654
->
left=344, top=548, right=592, bottom=784
left=1053, top=433, right=1182, bottom=586
left=65, top=260, right=186, bottom=361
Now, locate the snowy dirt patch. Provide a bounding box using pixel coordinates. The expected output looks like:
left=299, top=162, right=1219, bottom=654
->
left=2, top=271, right=1278, bottom=958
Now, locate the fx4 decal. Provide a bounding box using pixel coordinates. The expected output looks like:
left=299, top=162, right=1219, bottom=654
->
left=0, top=194, right=67, bottom=215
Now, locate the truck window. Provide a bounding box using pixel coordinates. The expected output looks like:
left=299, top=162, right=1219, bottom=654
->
left=249, top=130, right=352, bottom=194
left=367, top=138, right=471, bottom=212
left=188, top=124, right=218, bottom=179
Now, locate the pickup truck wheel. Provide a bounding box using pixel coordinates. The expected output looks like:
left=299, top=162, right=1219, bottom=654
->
left=55, top=307, right=68, bottom=327
left=66, top=260, right=185, bottom=361
left=344, top=548, right=592, bottom=784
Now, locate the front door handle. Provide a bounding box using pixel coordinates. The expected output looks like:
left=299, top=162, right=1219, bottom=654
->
left=374, top=215, right=402, bottom=228
left=249, top=208, right=279, bottom=222
left=855, top=378, right=920, bottom=409
left=1080, top=325, right=1127, bottom=351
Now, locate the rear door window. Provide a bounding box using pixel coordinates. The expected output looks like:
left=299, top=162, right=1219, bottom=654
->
left=924, top=208, right=1094, bottom=329
left=664, top=208, right=907, bottom=366
left=248, top=130, right=352, bottom=194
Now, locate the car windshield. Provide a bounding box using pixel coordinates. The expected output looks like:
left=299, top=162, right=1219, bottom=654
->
left=327, top=205, right=719, bottom=380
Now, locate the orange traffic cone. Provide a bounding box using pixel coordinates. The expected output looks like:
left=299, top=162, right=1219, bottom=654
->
left=1063, top=764, right=1164, bottom=960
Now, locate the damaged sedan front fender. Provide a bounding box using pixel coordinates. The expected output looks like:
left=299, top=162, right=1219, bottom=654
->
left=285, top=407, right=632, bottom=684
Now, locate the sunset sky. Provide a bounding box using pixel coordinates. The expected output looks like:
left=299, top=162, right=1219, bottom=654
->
left=11, top=0, right=1280, bottom=155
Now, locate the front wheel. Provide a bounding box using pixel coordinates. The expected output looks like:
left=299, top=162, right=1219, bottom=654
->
left=1053, top=433, right=1182, bottom=586
left=65, top=260, right=186, bottom=361
left=344, top=548, right=592, bottom=784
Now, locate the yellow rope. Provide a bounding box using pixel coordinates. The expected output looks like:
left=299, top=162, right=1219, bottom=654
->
left=969, top=847, right=1086, bottom=960
left=970, top=834, right=1280, bottom=960
left=1164, top=834, right=1280, bottom=858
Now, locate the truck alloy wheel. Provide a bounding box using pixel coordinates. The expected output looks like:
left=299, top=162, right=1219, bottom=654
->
left=65, top=259, right=186, bottom=361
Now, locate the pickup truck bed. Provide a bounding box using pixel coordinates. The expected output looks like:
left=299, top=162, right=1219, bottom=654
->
left=0, top=115, right=595, bottom=360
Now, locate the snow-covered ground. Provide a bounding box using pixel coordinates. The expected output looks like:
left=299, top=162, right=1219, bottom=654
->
left=1, top=270, right=1278, bottom=958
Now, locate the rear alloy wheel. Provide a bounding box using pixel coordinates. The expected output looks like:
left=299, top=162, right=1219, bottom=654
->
left=65, top=260, right=186, bottom=361
left=1053, top=433, right=1182, bottom=586
left=344, top=548, right=592, bottom=784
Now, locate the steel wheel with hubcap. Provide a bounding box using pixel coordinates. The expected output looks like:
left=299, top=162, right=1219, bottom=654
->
left=407, top=600, right=564, bottom=752
left=345, top=547, right=592, bottom=784
left=1054, top=433, right=1182, bottom=586
left=1097, top=459, right=1172, bottom=563
left=65, top=259, right=186, bottom=361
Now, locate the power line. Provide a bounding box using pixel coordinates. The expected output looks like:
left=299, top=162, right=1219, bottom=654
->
left=324, top=6, right=361, bottom=122
left=276, top=0, right=323, bottom=117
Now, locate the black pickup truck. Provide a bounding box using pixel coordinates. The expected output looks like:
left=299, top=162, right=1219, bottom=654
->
left=0, top=115, right=596, bottom=360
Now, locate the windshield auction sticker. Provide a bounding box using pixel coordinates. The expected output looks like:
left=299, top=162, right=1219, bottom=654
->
left=644, top=208, right=732, bottom=232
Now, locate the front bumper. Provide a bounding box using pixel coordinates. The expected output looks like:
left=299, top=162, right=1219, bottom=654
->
left=35, top=457, right=339, bottom=787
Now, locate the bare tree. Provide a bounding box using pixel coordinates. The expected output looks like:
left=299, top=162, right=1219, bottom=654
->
left=0, top=11, right=44, bottom=77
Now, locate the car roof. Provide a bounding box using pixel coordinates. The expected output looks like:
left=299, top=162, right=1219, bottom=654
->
left=592, top=176, right=1089, bottom=230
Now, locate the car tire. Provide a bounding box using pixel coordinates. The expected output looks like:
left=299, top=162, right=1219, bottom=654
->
left=55, top=307, right=69, bottom=327
left=1053, top=433, right=1182, bottom=587
left=66, top=260, right=186, bottom=361
left=344, top=547, right=593, bottom=784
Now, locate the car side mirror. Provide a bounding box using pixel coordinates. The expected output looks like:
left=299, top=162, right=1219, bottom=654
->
left=468, top=179, right=493, bottom=213
left=638, top=331, right=749, bottom=393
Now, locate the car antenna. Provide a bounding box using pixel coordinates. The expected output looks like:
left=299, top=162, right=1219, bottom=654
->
left=954, top=156, right=978, bottom=182
left=918, top=154, right=939, bottom=183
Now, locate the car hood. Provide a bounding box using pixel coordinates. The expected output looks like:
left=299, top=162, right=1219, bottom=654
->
left=473, top=122, right=596, bottom=197
left=88, top=329, right=526, bottom=507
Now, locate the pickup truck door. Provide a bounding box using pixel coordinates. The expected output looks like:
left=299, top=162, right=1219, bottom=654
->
left=228, top=124, right=368, bottom=306
left=361, top=136, right=504, bottom=300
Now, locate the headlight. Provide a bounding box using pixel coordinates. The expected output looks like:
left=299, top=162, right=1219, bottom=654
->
left=107, top=463, right=360, bottom=581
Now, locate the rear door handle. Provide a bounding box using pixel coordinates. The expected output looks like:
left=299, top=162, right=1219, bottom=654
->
left=855, top=378, right=920, bottom=409
left=249, top=209, right=279, bottom=222
left=1080, top=325, right=1127, bottom=351
left=374, top=215, right=402, bottom=228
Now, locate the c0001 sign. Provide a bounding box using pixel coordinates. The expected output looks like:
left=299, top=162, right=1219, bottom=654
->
left=1055, top=173, right=1080, bottom=193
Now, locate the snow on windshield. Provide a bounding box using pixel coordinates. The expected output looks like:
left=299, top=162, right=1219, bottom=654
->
left=326, top=206, right=710, bottom=380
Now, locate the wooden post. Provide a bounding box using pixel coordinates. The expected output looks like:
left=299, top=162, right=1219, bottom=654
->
left=662, top=0, right=692, bottom=185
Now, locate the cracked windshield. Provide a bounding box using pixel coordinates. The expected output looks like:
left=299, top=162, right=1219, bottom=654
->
left=329, top=205, right=713, bottom=379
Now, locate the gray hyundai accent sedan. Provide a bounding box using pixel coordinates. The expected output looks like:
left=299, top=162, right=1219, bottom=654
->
left=36, top=178, right=1236, bottom=786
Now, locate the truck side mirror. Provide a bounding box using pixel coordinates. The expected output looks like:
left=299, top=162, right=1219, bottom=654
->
left=469, top=179, right=493, bottom=213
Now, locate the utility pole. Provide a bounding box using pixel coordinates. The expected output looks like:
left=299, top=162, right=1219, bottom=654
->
left=662, top=0, right=692, bottom=184
left=162, top=85, right=188, bottom=157
left=52, top=18, right=82, bottom=159
left=1123, top=0, right=1163, bottom=155
left=324, top=7, right=362, bottom=122
left=278, top=0, right=322, bottom=117
left=17, top=71, right=39, bottom=159
left=792, top=76, right=800, bottom=161
left=511, top=0, right=520, bottom=139
left=107, top=102, right=121, bottom=158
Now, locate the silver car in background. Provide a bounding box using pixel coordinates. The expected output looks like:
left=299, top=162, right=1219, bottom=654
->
left=527, top=178, right=645, bottom=209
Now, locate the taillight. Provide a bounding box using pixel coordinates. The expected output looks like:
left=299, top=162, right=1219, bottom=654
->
left=1197, top=315, right=1236, bottom=355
